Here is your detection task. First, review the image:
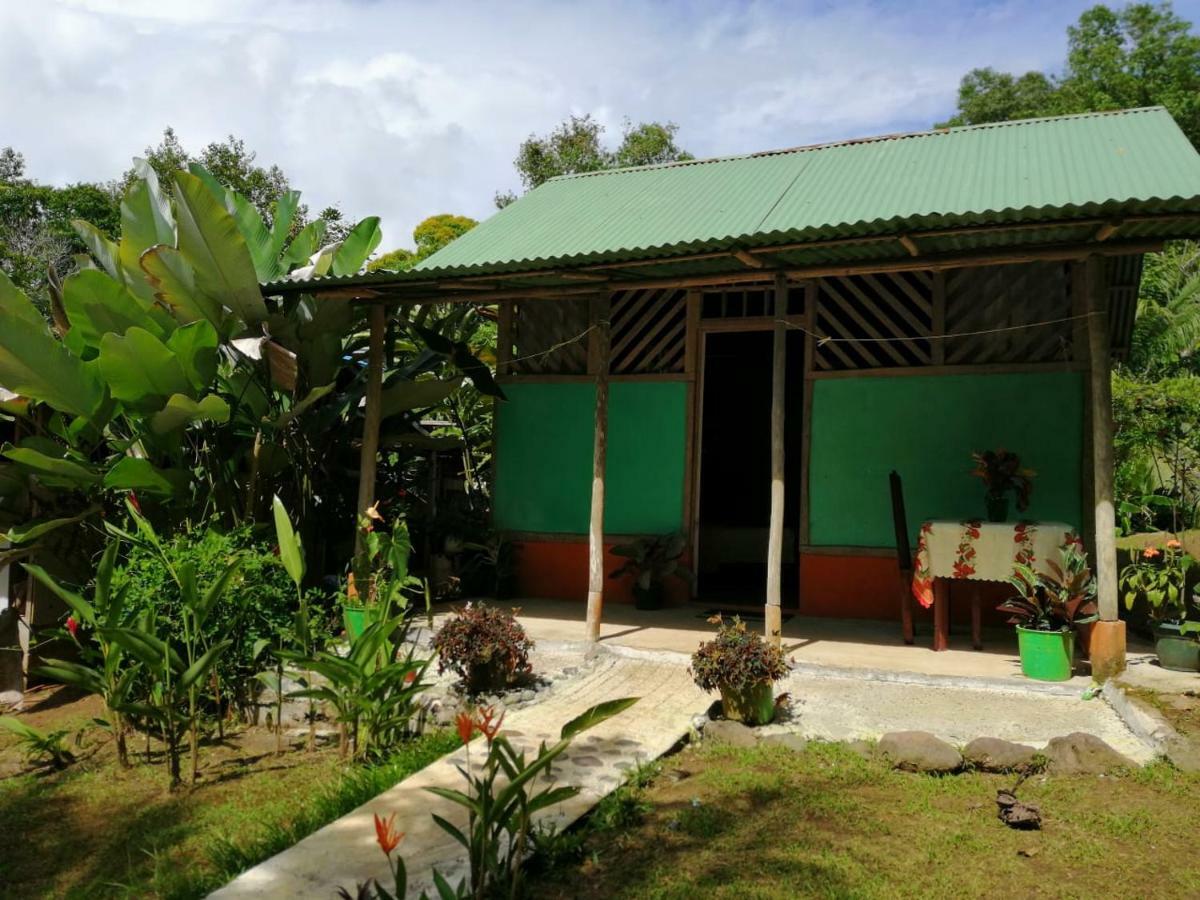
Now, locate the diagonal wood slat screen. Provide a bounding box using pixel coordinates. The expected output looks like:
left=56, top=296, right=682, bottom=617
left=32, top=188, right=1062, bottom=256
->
left=609, top=288, right=687, bottom=374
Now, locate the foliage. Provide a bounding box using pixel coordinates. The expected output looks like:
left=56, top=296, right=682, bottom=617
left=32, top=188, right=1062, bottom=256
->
left=970, top=449, right=1035, bottom=511
left=1112, top=371, right=1200, bottom=532
left=1120, top=538, right=1198, bottom=621
left=999, top=544, right=1100, bottom=631
left=0, top=716, right=77, bottom=769
left=938, top=2, right=1200, bottom=149
left=610, top=532, right=694, bottom=592
left=370, top=214, right=479, bottom=273
left=349, top=504, right=422, bottom=610
left=431, top=604, right=533, bottom=690
left=689, top=615, right=789, bottom=692
left=1129, top=241, right=1200, bottom=377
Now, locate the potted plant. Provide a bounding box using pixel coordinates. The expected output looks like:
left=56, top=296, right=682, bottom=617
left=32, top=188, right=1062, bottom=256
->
left=1120, top=538, right=1199, bottom=671
left=343, top=504, right=421, bottom=638
left=690, top=615, right=789, bottom=726
left=998, top=544, right=1099, bottom=681
left=610, top=533, right=694, bottom=610
left=971, top=449, right=1035, bottom=523
left=431, top=603, right=534, bottom=694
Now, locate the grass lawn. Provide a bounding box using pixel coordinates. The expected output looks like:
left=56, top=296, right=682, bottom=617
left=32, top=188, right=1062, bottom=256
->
left=0, top=686, right=458, bottom=899
left=531, top=740, right=1200, bottom=900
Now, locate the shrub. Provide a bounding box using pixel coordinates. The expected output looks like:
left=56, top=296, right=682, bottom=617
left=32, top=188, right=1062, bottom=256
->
left=431, top=603, right=533, bottom=692
left=689, top=615, right=788, bottom=692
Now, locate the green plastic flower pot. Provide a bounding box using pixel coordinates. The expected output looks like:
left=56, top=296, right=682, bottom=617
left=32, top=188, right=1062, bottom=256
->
left=343, top=604, right=368, bottom=640
left=719, top=681, right=776, bottom=726
left=1154, top=623, right=1200, bottom=672
left=1016, top=625, right=1074, bottom=682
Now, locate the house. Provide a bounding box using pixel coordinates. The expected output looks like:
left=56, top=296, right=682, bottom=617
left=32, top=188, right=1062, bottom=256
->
left=268, top=107, right=1200, bottom=676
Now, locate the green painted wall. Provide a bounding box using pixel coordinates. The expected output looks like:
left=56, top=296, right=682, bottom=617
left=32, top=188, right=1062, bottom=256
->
left=494, top=381, right=687, bottom=534
left=808, top=372, right=1084, bottom=547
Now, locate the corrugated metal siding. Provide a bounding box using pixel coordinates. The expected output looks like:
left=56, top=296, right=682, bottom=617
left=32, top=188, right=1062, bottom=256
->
left=416, top=107, right=1200, bottom=276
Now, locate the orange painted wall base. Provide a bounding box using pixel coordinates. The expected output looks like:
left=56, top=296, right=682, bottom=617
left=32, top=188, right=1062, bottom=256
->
left=512, top=539, right=690, bottom=606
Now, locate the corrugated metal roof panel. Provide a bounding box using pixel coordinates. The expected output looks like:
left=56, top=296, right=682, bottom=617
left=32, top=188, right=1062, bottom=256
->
left=414, top=107, right=1200, bottom=276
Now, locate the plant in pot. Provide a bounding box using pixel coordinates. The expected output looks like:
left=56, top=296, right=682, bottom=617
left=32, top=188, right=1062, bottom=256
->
left=343, top=504, right=421, bottom=639
left=998, top=544, right=1099, bottom=682
left=432, top=603, right=534, bottom=695
left=689, top=615, right=789, bottom=726
left=610, top=533, right=694, bottom=611
left=1120, top=539, right=1199, bottom=671
left=971, top=449, right=1035, bottom=523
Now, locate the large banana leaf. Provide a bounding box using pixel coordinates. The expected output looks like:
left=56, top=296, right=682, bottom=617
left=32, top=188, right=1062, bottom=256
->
left=173, top=171, right=268, bottom=326
left=332, top=217, right=382, bottom=276
left=98, top=327, right=193, bottom=407
left=120, top=160, right=175, bottom=256
left=139, top=244, right=226, bottom=331
left=165, top=320, right=219, bottom=392
left=0, top=268, right=48, bottom=328
left=62, top=270, right=164, bottom=350
left=150, top=393, right=229, bottom=434
left=379, top=376, right=463, bottom=419
left=280, top=220, right=327, bottom=271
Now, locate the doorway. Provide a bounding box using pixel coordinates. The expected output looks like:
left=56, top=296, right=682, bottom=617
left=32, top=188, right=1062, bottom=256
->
left=695, top=329, right=804, bottom=607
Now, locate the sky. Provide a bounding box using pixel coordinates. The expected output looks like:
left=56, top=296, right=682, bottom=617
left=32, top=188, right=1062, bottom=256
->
left=4, top=0, right=1200, bottom=253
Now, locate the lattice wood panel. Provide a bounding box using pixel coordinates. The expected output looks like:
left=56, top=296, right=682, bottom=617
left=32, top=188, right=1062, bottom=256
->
left=700, top=286, right=805, bottom=318
left=512, top=297, right=589, bottom=375
left=943, top=262, right=1072, bottom=365
left=610, top=288, right=687, bottom=374
left=814, top=271, right=934, bottom=370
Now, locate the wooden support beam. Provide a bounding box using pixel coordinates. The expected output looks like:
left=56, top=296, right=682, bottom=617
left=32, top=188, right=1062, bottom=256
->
left=732, top=249, right=765, bottom=269
left=497, top=301, right=514, bottom=372
left=765, top=272, right=787, bottom=648
left=898, top=235, right=920, bottom=257
left=1094, top=222, right=1122, bottom=243
left=585, top=294, right=611, bottom=643
left=355, top=304, right=387, bottom=558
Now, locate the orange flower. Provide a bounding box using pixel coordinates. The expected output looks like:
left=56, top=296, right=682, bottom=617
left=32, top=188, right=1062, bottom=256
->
left=404, top=670, right=417, bottom=685
left=476, top=705, right=505, bottom=743
left=1167, top=539, right=1183, bottom=550
left=373, top=812, right=404, bottom=855
left=1143, top=546, right=1162, bottom=559
left=455, top=710, right=476, bottom=744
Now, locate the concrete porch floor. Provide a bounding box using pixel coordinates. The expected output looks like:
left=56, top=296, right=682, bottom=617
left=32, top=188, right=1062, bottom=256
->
left=460, top=597, right=1169, bottom=689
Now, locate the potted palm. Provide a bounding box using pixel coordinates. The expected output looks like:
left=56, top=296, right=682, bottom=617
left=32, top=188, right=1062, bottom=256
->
left=1120, top=538, right=1199, bottom=671
left=610, top=533, right=693, bottom=610
left=971, top=449, right=1035, bottom=523
left=690, top=615, right=789, bottom=725
left=998, top=544, right=1099, bottom=681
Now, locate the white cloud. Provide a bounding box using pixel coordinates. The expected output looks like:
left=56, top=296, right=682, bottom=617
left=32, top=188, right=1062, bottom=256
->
left=3, top=0, right=1198, bottom=251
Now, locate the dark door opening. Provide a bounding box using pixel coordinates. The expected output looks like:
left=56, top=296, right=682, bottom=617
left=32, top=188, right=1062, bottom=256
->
left=696, top=330, right=804, bottom=607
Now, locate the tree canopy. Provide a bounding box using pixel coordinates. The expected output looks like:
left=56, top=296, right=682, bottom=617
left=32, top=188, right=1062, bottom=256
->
left=369, top=213, right=478, bottom=273
left=939, top=2, right=1200, bottom=148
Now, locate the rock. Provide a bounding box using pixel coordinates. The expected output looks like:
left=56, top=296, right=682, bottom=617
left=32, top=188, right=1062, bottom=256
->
left=690, top=714, right=710, bottom=732
left=1044, top=732, right=1134, bottom=775
left=963, top=737, right=1039, bottom=772
left=703, top=719, right=757, bottom=748
left=519, top=690, right=536, bottom=702
left=996, top=789, right=1042, bottom=830
left=1168, top=694, right=1200, bottom=712
left=759, top=732, right=808, bottom=753
left=878, top=731, right=962, bottom=773
left=1165, top=736, right=1200, bottom=774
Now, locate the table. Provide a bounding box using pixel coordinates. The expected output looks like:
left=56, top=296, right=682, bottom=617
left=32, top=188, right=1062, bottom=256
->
left=911, top=519, right=1081, bottom=651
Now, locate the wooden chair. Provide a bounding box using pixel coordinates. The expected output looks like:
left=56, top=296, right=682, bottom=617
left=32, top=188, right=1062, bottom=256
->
left=889, top=471, right=915, bottom=645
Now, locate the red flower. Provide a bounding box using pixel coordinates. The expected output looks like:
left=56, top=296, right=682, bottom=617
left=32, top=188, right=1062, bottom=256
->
left=476, top=705, right=505, bottom=743
left=373, top=812, right=404, bottom=855
left=128, top=491, right=142, bottom=515
left=403, top=670, right=416, bottom=685
left=66, top=615, right=79, bottom=638
left=455, top=710, right=476, bottom=744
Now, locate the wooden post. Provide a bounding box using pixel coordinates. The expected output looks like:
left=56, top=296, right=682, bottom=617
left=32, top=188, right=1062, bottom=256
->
left=765, top=272, right=787, bottom=648
left=1083, top=255, right=1125, bottom=678
left=585, top=294, right=611, bottom=643
left=355, top=304, right=387, bottom=558
left=497, top=301, right=514, bottom=373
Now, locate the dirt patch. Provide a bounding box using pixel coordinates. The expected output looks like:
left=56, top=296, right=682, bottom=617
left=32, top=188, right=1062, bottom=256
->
left=1128, top=686, right=1200, bottom=737
left=531, top=740, right=1200, bottom=899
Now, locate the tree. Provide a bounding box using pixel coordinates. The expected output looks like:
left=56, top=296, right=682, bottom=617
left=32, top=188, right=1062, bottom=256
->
left=1128, top=241, right=1200, bottom=376
left=369, top=213, right=478, bottom=273
left=499, top=114, right=693, bottom=203
left=939, top=3, right=1200, bottom=147
left=0, top=148, right=25, bottom=183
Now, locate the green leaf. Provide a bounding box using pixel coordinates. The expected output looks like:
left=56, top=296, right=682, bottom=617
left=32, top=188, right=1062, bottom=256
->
left=5, top=506, right=99, bottom=544
left=0, top=298, right=106, bottom=421
left=379, top=377, right=463, bottom=419
left=173, top=171, right=268, bottom=325
left=178, top=639, right=232, bottom=692
left=98, top=327, right=193, bottom=407
left=166, top=320, right=220, bottom=391
left=121, top=160, right=176, bottom=255
left=560, top=697, right=640, bottom=740
left=102, top=458, right=190, bottom=497
left=31, top=661, right=105, bottom=695
left=280, top=220, right=326, bottom=271
left=332, top=217, right=382, bottom=276
left=3, top=447, right=100, bottom=487
left=273, top=384, right=334, bottom=430
left=198, top=559, right=242, bottom=626
left=272, top=495, right=305, bottom=588
left=139, top=245, right=226, bottom=332
left=150, top=393, right=230, bottom=435
left=62, top=269, right=162, bottom=350
left=0, top=268, right=48, bottom=328
left=23, top=564, right=95, bottom=626
left=263, top=191, right=301, bottom=280
left=72, top=219, right=124, bottom=282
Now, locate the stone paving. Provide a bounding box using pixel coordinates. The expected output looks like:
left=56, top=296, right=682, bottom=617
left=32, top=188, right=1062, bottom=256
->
left=210, top=647, right=707, bottom=899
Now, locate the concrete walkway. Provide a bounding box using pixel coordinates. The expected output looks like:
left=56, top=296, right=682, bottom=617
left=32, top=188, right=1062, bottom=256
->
left=211, top=649, right=707, bottom=899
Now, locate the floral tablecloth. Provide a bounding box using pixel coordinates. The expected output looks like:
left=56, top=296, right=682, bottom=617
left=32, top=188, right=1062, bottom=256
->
left=911, top=520, right=1082, bottom=609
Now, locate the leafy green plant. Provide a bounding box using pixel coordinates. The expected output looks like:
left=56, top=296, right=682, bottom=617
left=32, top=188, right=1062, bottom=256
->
left=431, top=604, right=533, bottom=694
left=0, top=716, right=77, bottom=769
left=970, top=449, right=1035, bottom=512
left=609, top=533, right=693, bottom=608
left=999, top=544, right=1100, bottom=632
left=689, top=615, right=788, bottom=693
left=1120, top=539, right=1198, bottom=623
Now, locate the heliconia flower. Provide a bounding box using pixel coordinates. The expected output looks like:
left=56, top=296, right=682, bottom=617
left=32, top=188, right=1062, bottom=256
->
left=1144, top=547, right=1162, bottom=559
left=456, top=710, right=476, bottom=744
left=476, top=705, right=505, bottom=743
left=66, top=615, right=79, bottom=638
left=128, top=491, right=142, bottom=515
left=373, top=812, right=404, bottom=855
left=1167, top=539, right=1183, bottom=550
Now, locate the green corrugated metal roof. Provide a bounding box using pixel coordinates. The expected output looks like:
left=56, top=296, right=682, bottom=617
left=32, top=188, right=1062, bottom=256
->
left=414, top=107, right=1200, bottom=277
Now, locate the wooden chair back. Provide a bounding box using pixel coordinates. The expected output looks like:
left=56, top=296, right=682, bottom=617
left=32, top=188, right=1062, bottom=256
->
left=889, top=470, right=911, bottom=575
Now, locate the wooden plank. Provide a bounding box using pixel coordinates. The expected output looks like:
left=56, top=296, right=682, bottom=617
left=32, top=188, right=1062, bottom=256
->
left=1085, top=256, right=1118, bottom=622
left=620, top=302, right=684, bottom=373
left=765, top=272, right=787, bottom=648
left=799, top=280, right=818, bottom=550
left=898, top=235, right=920, bottom=257
left=799, top=545, right=897, bottom=558
left=586, top=294, right=611, bottom=642
left=931, top=271, right=946, bottom=365
left=690, top=331, right=708, bottom=594
left=354, top=304, right=387, bottom=558
left=684, top=290, right=702, bottom=376
left=808, top=360, right=1083, bottom=379
left=733, top=249, right=765, bottom=268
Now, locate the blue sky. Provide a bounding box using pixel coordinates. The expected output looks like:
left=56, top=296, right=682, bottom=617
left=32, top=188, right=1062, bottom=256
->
left=3, top=0, right=1200, bottom=251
